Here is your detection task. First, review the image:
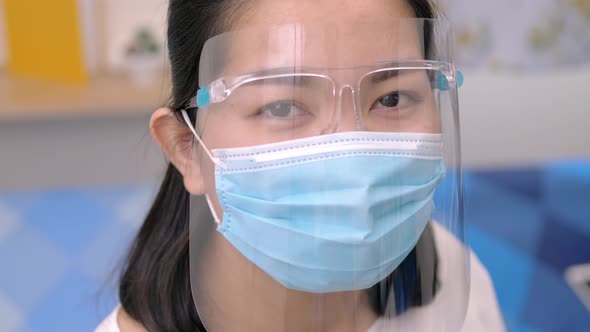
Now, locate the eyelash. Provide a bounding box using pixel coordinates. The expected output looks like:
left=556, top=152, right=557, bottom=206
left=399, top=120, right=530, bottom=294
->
left=371, top=91, right=420, bottom=111
left=253, top=90, right=420, bottom=119
left=256, top=100, right=309, bottom=119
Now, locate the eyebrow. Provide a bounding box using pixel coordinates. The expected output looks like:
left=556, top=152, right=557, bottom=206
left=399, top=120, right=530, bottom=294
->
left=245, top=74, right=323, bottom=88
left=238, top=67, right=428, bottom=88
left=370, top=69, right=420, bottom=84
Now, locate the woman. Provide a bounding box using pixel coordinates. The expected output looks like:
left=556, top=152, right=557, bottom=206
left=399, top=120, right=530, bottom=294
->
left=97, top=0, right=506, bottom=331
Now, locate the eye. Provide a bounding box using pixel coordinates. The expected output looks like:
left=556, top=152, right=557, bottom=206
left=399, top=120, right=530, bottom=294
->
left=379, top=93, right=400, bottom=107
left=371, top=91, right=418, bottom=112
left=258, top=100, right=309, bottom=119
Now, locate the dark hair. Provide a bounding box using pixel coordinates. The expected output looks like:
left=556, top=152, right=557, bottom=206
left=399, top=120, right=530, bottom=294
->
left=119, top=1, right=437, bottom=331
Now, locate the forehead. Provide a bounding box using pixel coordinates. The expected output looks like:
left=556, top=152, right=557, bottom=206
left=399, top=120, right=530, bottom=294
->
left=237, top=0, right=416, bottom=26
left=199, top=0, right=427, bottom=82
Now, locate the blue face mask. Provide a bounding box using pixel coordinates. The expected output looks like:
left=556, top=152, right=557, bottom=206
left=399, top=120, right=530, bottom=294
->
left=204, top=131, right=445, bottom=293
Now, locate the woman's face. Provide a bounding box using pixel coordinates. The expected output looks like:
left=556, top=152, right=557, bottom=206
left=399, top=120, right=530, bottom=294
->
left=193, top=0, right=440, bottom=212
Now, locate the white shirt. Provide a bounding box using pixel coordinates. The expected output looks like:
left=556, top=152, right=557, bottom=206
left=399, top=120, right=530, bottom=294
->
left=96, top=223, right=506, bottom=332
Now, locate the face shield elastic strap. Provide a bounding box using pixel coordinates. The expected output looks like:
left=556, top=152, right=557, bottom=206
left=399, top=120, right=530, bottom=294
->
left=180, top=109, right=224, bottom=226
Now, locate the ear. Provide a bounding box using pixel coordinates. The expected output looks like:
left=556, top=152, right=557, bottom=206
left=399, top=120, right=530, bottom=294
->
left=150, top=107, right=206, bottom=195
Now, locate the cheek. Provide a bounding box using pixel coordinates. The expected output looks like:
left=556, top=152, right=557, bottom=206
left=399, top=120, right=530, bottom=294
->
left=417, top=96, right=441, bottom=133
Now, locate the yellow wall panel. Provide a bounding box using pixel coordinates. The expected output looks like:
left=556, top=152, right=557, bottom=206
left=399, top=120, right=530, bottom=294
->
left=4, top=0, right=87, bottom=84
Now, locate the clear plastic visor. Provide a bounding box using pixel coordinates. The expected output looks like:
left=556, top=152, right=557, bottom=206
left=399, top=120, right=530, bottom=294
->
left=187, top=19, right=468, bottom=332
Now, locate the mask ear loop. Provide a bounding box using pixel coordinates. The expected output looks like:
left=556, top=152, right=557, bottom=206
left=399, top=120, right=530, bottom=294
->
left=205, top=194, right=222, bottom=226
left=180, top=109, right=225, bottom=226
left=180, top=109, right=226, bottom=168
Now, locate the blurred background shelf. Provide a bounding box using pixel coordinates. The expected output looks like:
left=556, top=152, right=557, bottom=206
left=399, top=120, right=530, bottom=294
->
left=0, top=71, right=171, bottom=120
left=0, top=68, right=170, bottom=191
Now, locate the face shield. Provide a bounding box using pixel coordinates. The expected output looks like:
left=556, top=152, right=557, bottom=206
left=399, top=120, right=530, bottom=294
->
left=183, top=18, right=468, bottom=332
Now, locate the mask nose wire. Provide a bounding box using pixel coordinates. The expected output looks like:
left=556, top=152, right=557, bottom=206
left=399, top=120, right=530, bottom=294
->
left=337, top=85, right=363, bottom=131
left=180, top=109, right=226, bottom=169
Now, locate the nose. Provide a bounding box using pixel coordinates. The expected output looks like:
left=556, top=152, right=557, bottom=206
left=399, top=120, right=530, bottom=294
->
left=334, top=85, right=362, bottom=133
